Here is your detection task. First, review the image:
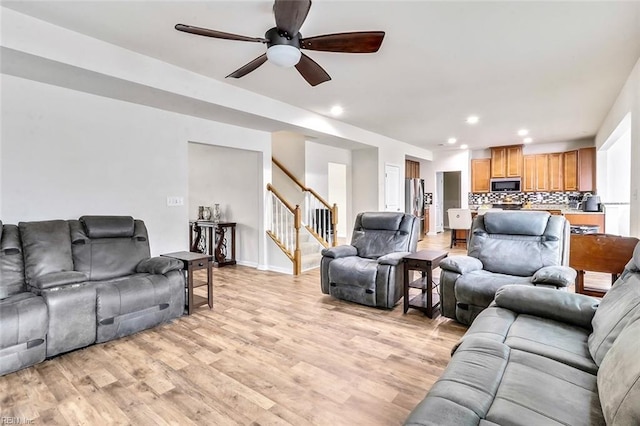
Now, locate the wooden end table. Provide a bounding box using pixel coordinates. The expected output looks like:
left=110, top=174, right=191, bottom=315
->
left=403, top=250, right=448, bottom=317
left=161, top=251, right=213, bottom=315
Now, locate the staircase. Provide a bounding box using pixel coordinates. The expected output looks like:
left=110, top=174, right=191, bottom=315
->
left=266, top=158, right=338, bottom=275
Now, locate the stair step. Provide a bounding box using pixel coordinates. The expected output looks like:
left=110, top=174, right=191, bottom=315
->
left=301, top=253, right=322, bottom=271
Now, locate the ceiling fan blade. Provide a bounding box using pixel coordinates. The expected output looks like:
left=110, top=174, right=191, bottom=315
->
left=300, top=31, right=385, bottom=53
left=273, top=0, right=312, bottom=36
left=175, top=24, right=267, bottom=43
left=226, top=54, right=268, bottom=79
left=295, top=52, right=331, bottom=87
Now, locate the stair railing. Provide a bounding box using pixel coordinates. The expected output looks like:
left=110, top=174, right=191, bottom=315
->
left=266, top=183, right=302, bottom=275
left=272, top=157, right=338, bottom=248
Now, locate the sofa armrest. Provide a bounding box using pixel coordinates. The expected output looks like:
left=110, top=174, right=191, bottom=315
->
left=30, top=271, right=88, bottom=290
left=532, top=265, right=576, bottom=287
left=136, top=257, right=183, bottom=275
left=494, top=285, right=599, bottom=329
left=439, top=256, right=483, bottom=274
left=378, top=251, right=411, bottom=266
left=321, top=245, right=357, bottom=259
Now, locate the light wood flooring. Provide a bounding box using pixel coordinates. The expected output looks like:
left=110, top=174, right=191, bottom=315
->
left=0, top=232, right=609, bottom=425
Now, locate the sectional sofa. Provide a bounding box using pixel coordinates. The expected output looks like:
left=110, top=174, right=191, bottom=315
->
left=405, top=241, right=640, bottom=425
left=0, top=216, right=185, bottom=376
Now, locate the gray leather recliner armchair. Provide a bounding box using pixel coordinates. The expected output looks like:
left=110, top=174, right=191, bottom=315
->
left=320, top=212, right=419, bottom=308
left=440, top=211, right=575, bottom=325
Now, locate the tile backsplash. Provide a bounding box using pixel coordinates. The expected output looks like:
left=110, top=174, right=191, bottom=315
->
left=469, top=191, right=589, bottom=205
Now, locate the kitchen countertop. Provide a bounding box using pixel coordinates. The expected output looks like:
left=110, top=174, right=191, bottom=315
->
left=470, top=205, right=605, bottom=215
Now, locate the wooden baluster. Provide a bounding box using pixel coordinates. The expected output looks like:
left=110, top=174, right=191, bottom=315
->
left=294, top=205, right=301, bottom=275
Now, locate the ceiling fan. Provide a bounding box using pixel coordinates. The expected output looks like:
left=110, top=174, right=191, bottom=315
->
left=175, top=0, right=385, bottom=86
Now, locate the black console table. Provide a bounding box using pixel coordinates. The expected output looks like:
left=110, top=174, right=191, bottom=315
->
left=189, top=221, right=237, bottom=267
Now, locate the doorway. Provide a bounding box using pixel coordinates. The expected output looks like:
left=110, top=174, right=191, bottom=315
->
left=443, top=171, right=462, bottom=228
left=384, top=163, right=401, bottom=212
left=328, top=162, right=347, bottom=238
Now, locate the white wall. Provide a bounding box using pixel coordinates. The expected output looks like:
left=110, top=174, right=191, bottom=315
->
left=1, top=75, right=272, bottom=260
left=596, top=57, right=640, bottom=237
left=188, top=143, right=261, bottom=266
left=351, top=148, right=379, bottom=227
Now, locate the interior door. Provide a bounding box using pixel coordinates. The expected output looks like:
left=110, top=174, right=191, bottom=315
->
left=385, top=164, right=401, bottom=212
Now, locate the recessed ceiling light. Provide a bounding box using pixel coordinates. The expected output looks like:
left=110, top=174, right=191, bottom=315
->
left=447, top=138, right=457, bottom=144
left=523, top=137, right=533, bottom=144
left=460, top=144, right=469, bottom=149
left=466, top=115, right=479, bottom=125
left=518, top=129, right=529, bottom=136
left=330, top=105, right=344, bottom=116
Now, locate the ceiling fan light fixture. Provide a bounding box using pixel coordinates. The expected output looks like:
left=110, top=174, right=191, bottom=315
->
left=266, top=45, right=301, bottom=68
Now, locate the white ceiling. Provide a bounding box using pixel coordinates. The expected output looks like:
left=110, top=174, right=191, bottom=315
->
left=3, top=1, right=640, bottom=151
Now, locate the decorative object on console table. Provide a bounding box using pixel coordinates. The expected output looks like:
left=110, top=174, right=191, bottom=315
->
left=161, top=251, right=213, bottom=315
left=201, top=206, right=212, bottom=221
left=189, top=221, right=237, bottom=267
left=212, top=203, right=222, bottom=222
left=569, top=234, right=639, bottom=297
left=403, top=250, right=448, bottom=318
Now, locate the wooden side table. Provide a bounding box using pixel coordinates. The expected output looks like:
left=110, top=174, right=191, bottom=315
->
left=403, top=250, right=449, bottom=317
left=569, top=234, right=639, bottom=297
left=161, top=251, right=213, bottom=315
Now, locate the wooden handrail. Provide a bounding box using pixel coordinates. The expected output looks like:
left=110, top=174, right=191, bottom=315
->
left=267, top=183, right=296, bottom=213
left=272, top=157, right=333, bottom=210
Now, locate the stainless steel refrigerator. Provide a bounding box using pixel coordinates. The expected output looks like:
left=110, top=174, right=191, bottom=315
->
left=405, top=178, right=425, bottom=239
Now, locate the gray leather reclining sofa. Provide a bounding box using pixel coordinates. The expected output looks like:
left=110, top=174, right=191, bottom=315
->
left=0, top=216, right=185, bottom=376
left=405, top=241, right=640, bottom=426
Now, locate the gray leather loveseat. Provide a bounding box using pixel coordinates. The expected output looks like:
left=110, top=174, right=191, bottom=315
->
left=320, top=212, right=419, bottom=308
left=440, top=211, right=574, bottom=325
left=0, top=216, right=185, bottom=376
left=405, top=241, right=640, bottom=426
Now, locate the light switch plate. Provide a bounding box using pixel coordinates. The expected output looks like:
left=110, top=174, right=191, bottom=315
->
left=167, top=196, right=184, bottom=206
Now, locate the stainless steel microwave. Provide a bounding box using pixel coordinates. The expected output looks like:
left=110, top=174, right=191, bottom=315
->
left=490, top=178, right=521, bottom=192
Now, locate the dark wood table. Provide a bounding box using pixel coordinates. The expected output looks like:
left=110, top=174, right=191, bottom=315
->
left=569, top=233, right=639, bottom=297
left=403, top=250, right=449, bottom=317
left=161, top=251, right=213, bottom=315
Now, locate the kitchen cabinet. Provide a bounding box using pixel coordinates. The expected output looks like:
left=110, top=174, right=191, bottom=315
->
left=564, top=147, right=596, bottom=192
left=564, top=213, right=605, bottom=233
left=564, top=150, right=578, bottom=191
left=548, top=153, right=564, bottom=192
left=424, top=208, right=430, bottom=234
left=578, top=147, right=596, bottom=192
left=522, top=155, right=536, bottom=192
left=535, top=154, right=549, bottom=191
left=491, top=145, right=522, bottom=178
left=405, top=159, right=420, bottom=179
left=471, top=158, right=491, bottom=193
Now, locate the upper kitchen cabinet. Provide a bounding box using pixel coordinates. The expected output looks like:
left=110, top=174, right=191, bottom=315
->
left=405, top=159, right=420, bottom=179
left=491, top=145, right=522, bottom=178
left=471, top=158, right=491, bottom=193
left=548, top=153, right=564, bottom=192
left=564, top=147, right=596, bottom=192
left=535, top=154, right=549, bottom=191
left=522, top=155, right=536, bottom=192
